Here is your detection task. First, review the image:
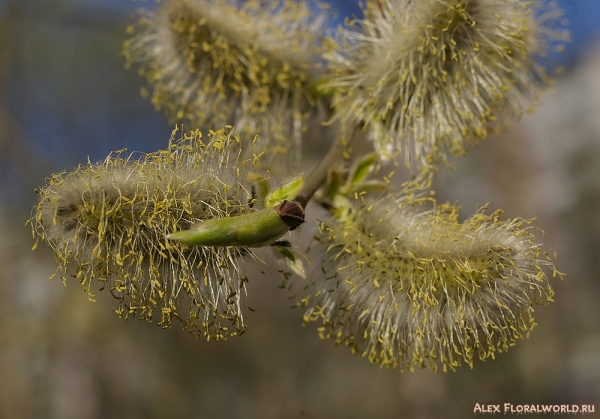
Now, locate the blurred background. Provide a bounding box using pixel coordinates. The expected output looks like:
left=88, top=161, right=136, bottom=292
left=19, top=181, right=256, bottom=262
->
left=1, top=0, right=599, bottom=418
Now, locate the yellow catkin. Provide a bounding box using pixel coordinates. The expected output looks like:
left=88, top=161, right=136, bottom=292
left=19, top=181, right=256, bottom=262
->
left=298, top=192, right=561, bottom=372
left=30, top=127, right=260, bottom=340
left=123, top=0, right=327, bottom=174
left=324, top=0, right=569, bottom=175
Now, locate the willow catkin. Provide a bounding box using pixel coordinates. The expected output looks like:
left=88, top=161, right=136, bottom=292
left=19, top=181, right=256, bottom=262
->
left=298, top=193, right=561, bottom=372
left=31, top=128, right=260, bottom=340
left=324, top=0, right=569, bottom=173
left=123, top=0, right=327, bottom=173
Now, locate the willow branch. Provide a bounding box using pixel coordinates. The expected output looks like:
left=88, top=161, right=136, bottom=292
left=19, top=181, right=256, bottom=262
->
left=293, top=127, right=351, bottom=208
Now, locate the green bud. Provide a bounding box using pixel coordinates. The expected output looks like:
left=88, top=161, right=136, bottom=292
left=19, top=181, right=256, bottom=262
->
left=166, top=200, right=305, bottom=247
left=347, top=153, right=378, bottom=188
left=265, top=176, right=304, bottom=208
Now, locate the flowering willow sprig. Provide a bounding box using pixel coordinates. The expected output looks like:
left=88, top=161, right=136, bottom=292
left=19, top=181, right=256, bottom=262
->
left=30, top=127, right=265, bottom=340
left=297, top=191, right=562, bottom=372
left=123, top=0, right=327, bottom=172
left=323, top=0, right=569, bottom=175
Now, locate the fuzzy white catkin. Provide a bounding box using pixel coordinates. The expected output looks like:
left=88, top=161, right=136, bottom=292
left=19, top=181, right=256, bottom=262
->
left=30, top=128, right=259, bottom=340
left=298, top=193, right=560, bottom=372
left=123, top=0, right=327, bottom=173
left=324, top=0, right=569, bottom=175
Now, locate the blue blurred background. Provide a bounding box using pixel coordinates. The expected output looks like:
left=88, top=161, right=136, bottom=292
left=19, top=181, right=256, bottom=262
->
left=1, top=1, right=599, bottom=418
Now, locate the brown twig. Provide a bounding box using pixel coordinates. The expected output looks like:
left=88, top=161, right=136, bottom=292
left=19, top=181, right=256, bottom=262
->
left=293, top=128, right=351, bottom=208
